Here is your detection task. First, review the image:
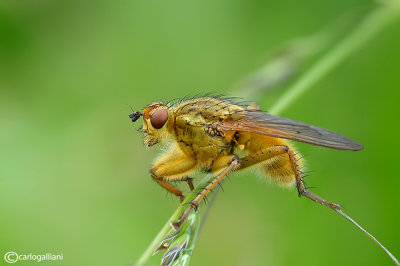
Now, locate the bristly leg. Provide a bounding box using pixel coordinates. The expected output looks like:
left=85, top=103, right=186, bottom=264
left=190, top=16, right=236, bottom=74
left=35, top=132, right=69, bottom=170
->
left=284, top=145, right=341, bottom=209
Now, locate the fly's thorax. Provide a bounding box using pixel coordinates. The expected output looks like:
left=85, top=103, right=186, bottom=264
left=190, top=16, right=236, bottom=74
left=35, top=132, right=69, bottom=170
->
left=176, top=135, right=232, bottom=170
left=173, top=117, right=232, bottom=166
left=170, top=97, right=246, bottom=155
left=173, top=97, right=246, bottom=123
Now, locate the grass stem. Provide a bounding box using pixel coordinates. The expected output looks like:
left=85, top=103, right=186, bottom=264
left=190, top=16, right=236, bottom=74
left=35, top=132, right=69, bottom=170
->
left=270, top=2, right=400, bottom=115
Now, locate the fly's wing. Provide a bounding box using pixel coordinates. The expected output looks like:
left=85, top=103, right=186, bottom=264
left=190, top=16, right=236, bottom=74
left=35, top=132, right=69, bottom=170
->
left=217, top=111, right=363, bottom=150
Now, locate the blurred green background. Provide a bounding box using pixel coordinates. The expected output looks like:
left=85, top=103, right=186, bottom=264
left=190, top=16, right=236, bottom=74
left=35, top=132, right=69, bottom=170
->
left=1, top=0, right=399, bottom=265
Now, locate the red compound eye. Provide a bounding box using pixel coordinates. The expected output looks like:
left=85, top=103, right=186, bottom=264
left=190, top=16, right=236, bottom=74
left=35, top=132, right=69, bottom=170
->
left=150, top=109, right=168, bottom=129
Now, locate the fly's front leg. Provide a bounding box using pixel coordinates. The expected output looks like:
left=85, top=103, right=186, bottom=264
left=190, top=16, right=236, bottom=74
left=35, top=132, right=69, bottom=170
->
left=151, top=152, right=197, bottom=202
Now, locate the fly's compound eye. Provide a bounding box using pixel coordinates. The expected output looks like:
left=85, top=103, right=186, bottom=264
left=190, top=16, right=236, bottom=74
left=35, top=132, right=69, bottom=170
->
left=150, top=109, right=168, bottom=129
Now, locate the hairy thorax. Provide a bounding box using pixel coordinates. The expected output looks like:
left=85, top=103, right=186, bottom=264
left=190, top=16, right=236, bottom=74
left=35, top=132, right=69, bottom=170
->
left=171, top=98, right=244, bottom=169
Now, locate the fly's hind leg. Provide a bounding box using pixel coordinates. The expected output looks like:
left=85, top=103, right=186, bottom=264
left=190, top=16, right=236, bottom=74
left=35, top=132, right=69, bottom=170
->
left=151, top=151, right=197, bottom=202
left=238, top=144, right=341, bottom=211
left=284, top=147, right=341, bottom=210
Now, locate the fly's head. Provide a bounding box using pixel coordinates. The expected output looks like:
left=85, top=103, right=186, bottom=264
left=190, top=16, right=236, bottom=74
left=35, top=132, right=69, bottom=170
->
left=129, top=102, right=174, bottom=147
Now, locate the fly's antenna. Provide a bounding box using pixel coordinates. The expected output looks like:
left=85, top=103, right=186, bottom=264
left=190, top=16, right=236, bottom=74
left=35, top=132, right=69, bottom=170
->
left=127, top=104, right=144, bottom=123
left=129, top=111, right=143, bottom=122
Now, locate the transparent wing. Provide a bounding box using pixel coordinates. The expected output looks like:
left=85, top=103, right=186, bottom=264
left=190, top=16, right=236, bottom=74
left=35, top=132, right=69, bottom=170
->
left=217, top=111, right=363, bottom=150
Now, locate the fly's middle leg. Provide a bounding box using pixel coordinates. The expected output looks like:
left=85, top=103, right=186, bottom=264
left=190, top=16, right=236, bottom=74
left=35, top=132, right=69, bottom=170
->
left=172, top=156, right=239, bottom=229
